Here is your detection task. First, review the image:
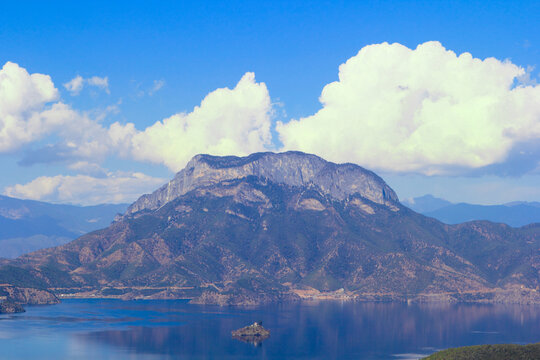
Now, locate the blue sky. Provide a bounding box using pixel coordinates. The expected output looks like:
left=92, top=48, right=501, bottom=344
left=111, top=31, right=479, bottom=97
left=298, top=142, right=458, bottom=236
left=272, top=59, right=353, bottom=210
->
left=0, top=0, right=539, bottom=205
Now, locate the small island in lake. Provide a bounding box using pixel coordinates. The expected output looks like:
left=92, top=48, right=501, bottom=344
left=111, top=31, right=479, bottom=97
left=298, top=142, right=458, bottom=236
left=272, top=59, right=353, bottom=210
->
left=232, top=321, right=270, bottom=345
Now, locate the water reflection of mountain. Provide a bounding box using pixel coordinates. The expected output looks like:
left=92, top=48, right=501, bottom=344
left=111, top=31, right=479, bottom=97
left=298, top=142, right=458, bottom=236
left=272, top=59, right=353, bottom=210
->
left=79, top=302, right=540, bottom=359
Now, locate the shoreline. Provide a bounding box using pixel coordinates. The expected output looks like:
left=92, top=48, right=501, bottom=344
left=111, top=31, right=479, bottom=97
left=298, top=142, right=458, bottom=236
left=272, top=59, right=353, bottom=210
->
left=4, top=283, right=539, bottom=306
left=50, top=286, right=540, bottom=305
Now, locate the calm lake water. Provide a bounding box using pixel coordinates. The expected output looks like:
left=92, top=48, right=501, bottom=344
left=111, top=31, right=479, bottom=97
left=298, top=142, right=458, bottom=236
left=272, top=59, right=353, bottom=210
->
left=0, top=299, right=539, bottom=359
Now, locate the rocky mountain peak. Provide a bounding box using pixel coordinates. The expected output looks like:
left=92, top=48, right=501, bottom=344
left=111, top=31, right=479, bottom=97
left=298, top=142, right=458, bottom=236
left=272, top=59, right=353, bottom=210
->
left=1, top=152, right=538, bottom=306
left=126, top=151, right=399, bottom=215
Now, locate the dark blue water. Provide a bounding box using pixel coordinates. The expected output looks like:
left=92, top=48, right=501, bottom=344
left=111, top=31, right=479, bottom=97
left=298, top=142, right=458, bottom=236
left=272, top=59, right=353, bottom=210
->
left=0, top=299, right=539, bottom=359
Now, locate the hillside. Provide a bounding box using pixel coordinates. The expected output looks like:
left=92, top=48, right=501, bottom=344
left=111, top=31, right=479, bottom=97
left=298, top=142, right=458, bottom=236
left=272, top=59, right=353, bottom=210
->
left=404, top=195, right=540, bottom=227
left=0, top=152, right=538, bottom=305
left=0, top=196, right=127, bottom=258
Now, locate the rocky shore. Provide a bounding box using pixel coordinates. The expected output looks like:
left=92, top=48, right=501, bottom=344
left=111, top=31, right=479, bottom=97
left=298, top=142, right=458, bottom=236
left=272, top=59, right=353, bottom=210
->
left=0, top=301, right=25, bottom=314
left=4, top=287, right=60, bottom=305
left=0, top=286, right=60, bottom=313
left=190, top=288, right=301, bottom=306
left=44, top=283, right=540, bottom=306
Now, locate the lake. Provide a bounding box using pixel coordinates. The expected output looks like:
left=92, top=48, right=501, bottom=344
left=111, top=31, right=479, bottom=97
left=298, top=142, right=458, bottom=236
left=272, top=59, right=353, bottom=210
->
left=0, top=299, right=539, bottom=359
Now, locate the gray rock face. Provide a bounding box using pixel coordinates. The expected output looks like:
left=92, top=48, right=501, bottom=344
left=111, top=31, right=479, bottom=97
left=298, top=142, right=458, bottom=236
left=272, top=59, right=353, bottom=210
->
left=127, top=151, right=399, bottom=215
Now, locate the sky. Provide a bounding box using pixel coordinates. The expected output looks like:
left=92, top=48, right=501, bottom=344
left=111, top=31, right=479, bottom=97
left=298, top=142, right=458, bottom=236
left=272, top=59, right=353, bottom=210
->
left=0, top=0, right=539, bottom=205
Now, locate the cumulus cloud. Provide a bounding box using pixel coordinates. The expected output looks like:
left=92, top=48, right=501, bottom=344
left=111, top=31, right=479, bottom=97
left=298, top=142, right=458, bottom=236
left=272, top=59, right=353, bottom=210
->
left=1, top=62, right=273, bottom=208
left=64, top=75, right=109, bottom=95
left=277, top=41, right=540, bottom=175
left=118, top=72, right=273, bottom=171
left=0, top=62, right=112, bottom=156
left=0, top=62, right=63, bottom=152
left=5, top=43, right=540, bottom=194
left=4, top=171, right=165, bottom=205
left=14, top=69, right=271, bottom=173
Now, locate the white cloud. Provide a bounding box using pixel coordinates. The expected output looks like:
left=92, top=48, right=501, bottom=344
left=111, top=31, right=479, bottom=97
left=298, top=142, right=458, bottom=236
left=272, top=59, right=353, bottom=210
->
left=0, top=62, right=113, bottom=156
left=42, top=104, right=112, bottom=161
left=4, top=171, right=165, bottom=205
left=67, top=161, right=107, bottom=177
left=5, top=44, right=540, bottom=204
left=116, top=72, right=273, bottom=171
left=0, top=62, right=115, bottom=156
left=87, top=76, right=109, bottom=93
left=64, top=75, right=109, bottom=95
left=277, top=41, right=540, bottom=175
left=63, top=75, right=84, bottom=95
left=35, top=72, right=272, bottom=173
left=0, top=64, right=270, bottom=205
left=148, top=79, right=165, bottom=95
left=517, top=65, right=537, bottom=86
left=0, top=62, right=64, bottom=152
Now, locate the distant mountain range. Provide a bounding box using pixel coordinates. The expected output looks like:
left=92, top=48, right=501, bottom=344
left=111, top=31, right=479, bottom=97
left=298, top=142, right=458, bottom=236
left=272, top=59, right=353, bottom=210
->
left=0, top=152, right=538, bottom=305
left=0, top=196, right=127, bottom=258
left=403, top=195, right=540, bottom=227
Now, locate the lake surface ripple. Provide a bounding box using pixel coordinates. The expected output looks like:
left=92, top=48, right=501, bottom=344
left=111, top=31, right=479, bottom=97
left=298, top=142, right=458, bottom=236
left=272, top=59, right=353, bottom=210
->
left=0, top=299, right=539, bottom=359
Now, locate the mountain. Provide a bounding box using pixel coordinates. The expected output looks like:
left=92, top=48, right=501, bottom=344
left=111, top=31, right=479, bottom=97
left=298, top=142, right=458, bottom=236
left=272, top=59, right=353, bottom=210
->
left=402, top=194, right=452, bottom=213
left=0, top=196, right=128, bottom=258
left=0, top=152, right=538, bottom=305
left=126, top=152, right=399, bottom=215
left=505, top=201, right=540, bottom=208
left=425, top=203, right=540, bottom=228
left=404, top=195, right=540, bottom=227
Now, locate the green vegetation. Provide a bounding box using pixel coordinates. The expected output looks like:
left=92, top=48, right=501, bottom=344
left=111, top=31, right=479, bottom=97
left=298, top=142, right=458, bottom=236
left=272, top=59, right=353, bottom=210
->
left=0, top=265, right=47, bottom=289
left=424, top=343, right=540, bottom=359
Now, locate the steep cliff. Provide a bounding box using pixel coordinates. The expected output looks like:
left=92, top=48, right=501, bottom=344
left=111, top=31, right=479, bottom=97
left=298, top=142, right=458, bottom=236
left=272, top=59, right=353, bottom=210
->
left=126, top=151, right=399, bottom=215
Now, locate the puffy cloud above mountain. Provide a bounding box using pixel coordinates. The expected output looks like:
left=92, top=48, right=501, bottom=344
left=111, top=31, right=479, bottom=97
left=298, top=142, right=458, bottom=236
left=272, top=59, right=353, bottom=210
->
left=277, top=41, right=540, bottom=175
left=0, top=62, right=61, bottom=152
left=6, top=69, right=272, bottom=172
left=2, top=42, right=540, bottom=205
left=5, top=47, right=539, bottom=177
left=118, top=72, right=273, bottom=171
left=0, top=63, right=112, bottom=157
left=1, top=64, right=272, bottom=204
left=4, top=171, right=165, bottom=205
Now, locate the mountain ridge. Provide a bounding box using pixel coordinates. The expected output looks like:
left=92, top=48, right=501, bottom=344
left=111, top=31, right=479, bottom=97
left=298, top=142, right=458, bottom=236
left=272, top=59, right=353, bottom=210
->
left=126, top=151, right=399, bottom=215
left=0, top=196, right=127, bottom=258
left=403, top=195, right=540, bottom=227
left=0, top=152, right=538, bottom=305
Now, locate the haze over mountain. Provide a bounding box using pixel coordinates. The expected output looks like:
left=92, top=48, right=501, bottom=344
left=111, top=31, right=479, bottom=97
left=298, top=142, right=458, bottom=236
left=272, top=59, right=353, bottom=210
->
left=0, top=152, right=538, bottom=305
left=403, top=195, right=540, bottom=228
left=0, top=196, right=127, bottom=258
